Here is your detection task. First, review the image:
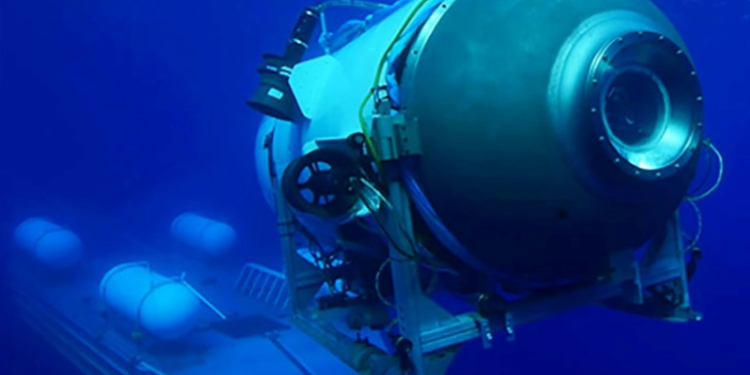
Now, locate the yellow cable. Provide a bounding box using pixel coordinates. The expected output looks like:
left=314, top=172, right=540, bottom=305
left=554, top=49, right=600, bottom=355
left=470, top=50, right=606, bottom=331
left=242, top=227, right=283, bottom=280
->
left=359, top=0, right=431, bottom=169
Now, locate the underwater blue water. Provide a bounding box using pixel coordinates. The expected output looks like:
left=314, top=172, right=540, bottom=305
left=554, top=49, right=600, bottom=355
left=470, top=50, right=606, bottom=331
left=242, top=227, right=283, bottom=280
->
left=1, top=0, right=748, bottom=374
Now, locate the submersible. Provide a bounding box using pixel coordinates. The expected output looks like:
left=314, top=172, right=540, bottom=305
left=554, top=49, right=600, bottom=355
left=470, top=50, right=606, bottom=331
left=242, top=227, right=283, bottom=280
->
left=247, top=1, right=720, bottom=374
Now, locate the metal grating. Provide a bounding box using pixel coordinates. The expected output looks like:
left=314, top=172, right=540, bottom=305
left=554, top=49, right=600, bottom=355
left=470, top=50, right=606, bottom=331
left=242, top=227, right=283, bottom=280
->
left=234, top=263, right=290, bottom=313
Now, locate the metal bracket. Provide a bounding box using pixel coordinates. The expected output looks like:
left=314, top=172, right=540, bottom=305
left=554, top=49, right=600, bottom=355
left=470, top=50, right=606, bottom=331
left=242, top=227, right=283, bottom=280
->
left=371, top=97, right=422, bottom=161
left=602, top=212, right=701, bottom=322
left=608, top=250, right=644, bottom=305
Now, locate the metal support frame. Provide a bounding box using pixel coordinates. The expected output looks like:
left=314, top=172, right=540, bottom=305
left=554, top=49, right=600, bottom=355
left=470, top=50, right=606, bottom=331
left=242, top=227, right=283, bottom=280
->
left=270, top=97, right=699, bottom=375
left=272, top=159, right=399, bottom=374
left=371, top=96, right=461, bottom=375
left=381, top=177, right=459, bottom=375
left=600, top=213, right=701, bottom=322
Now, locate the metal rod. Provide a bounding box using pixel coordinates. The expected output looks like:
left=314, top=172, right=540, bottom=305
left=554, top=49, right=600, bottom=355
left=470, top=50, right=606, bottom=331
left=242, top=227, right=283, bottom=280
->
left=180, top=274, right=227, bottom=321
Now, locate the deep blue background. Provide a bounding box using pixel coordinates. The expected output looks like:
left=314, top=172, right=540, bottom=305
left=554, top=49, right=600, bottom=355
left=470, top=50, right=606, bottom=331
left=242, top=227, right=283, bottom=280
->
left=1, top=0, right=748, bottom=374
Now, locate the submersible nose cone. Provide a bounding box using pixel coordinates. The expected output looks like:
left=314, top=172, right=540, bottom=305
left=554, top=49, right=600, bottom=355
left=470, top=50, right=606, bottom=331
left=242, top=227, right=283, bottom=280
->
left=398, top=0, right=703, bottom=283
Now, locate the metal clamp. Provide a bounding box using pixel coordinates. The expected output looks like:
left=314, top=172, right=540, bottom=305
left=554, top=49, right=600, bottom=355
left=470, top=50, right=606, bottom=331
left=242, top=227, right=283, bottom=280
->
left=371, top=96, right=422, bottom=161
